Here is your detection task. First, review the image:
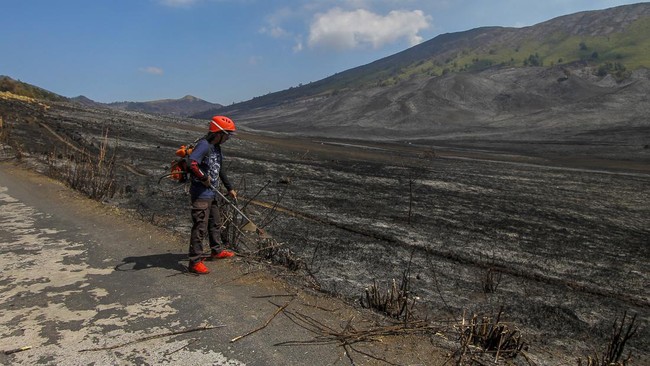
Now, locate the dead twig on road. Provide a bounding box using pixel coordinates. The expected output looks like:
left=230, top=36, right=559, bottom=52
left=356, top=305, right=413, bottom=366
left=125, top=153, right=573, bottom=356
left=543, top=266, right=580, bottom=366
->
left=4, top=346, right=32, bottom=355
left=163, top=338, right=199, bottom=357
left=276, top=308, right=438, bottom=347
left=346, top=343, right=401, bottom=366
left=252, top=293, right=297, bottom=298
left=230, top=299, right=294, bottom=343
left=78, top=325, right=224, bottom=352
left=275, top=306, right=439, bottom=365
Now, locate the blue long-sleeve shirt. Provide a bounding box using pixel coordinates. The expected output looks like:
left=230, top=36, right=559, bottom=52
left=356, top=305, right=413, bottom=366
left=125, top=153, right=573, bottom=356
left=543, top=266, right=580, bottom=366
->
left=188, top=139, right=233, bottom=200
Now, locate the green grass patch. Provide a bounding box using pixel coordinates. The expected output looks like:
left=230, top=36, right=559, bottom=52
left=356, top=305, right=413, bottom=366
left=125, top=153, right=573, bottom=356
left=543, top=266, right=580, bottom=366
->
left=388, top=16, right=650, bottom=82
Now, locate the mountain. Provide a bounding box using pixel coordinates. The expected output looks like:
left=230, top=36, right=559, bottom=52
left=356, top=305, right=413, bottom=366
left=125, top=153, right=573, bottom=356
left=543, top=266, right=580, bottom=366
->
left=107, top=95, right=222, bottom=117
left=69, top=94, right=222, bottom=117
left=70, top=95, right=107, bottom=109
left=194, top=3, right=650, bottom=145
left=1, top=75, right=221, bottom=118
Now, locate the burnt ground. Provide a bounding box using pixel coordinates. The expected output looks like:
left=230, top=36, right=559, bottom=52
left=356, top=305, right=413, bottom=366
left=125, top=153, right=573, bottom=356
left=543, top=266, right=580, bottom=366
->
left=1, top=94, right=649, bottom=365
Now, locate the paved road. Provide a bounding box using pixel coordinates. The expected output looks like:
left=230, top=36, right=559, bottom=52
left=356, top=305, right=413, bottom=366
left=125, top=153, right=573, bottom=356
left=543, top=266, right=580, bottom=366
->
left=0, top=163, right=435, bottom=365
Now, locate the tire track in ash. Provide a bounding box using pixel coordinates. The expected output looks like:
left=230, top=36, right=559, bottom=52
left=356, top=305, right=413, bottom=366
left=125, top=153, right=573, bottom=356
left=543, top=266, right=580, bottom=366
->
left=246, top=197, right=649, bottom=309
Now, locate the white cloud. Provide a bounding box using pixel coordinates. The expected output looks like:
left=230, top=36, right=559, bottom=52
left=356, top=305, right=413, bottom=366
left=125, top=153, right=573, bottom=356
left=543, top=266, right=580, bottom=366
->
left=260, top=7, right=297, bottom=39
left=140, top=66, right=164, bottom=75
left=293, top=40, right=304, bottom=53
left=260, top=25, right=290, bottom=39
left=307, top=8, right=430, bottom=50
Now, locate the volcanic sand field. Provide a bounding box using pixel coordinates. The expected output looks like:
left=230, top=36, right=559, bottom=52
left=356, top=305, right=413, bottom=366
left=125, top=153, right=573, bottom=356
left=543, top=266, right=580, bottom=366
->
left=1, top=97, right=649, bottom=364
left=213, top=133, right=650, bottom=364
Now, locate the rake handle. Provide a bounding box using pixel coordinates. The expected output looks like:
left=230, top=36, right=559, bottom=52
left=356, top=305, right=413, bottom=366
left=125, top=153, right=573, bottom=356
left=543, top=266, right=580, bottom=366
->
left=210, top=185, right=254, bottom=224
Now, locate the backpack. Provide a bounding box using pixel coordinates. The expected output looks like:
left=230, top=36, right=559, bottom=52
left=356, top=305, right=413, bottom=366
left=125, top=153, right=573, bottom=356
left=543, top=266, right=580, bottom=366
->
left=169, top=144, right=194, bottom=183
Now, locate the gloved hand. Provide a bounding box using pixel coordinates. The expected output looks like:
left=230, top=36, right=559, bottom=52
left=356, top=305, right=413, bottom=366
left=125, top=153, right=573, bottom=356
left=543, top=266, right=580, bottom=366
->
left=228, top=189, right=238, bottom=202
left=201, top=175, right=212, bottom=187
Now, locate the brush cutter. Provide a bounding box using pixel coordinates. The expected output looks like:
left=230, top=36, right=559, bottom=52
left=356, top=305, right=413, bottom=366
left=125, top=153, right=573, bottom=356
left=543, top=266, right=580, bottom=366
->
left=211, top=185, right=263, bottom=234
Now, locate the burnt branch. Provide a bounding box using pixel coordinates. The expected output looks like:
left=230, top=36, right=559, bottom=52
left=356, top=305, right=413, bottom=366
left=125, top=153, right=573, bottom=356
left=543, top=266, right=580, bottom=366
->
left=577, top=311, right=639, bottom=366
left=455, top=308, right=526, bottom=363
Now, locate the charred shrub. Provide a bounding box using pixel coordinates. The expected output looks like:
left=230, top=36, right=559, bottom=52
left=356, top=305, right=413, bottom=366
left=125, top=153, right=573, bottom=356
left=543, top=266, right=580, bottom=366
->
left=480, top=267, right=502, bottom=294
left=47, top=130, right=118, bottom=201
left=455, top=308, right=526, bottom=364
left=361, top=269, right=418, bottom=322
left=577, top=312, right=639, bottom=366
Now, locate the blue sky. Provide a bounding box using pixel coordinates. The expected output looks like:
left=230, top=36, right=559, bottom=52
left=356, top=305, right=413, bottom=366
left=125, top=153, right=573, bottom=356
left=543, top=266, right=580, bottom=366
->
left=0, top=0, right=643, bottom=104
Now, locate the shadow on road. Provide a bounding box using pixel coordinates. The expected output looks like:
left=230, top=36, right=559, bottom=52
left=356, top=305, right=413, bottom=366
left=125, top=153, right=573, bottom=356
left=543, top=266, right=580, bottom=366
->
left=115, top=253, right=188, bottom=274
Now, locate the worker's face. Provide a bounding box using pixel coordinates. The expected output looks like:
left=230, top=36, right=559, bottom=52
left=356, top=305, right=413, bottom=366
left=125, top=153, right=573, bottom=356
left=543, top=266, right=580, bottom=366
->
left=211, top=132, right=230, bottom=144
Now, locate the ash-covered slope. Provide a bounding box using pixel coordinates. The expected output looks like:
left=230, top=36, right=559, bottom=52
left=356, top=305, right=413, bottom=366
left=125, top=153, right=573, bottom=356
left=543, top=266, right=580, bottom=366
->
left=243, top=67, right=650, bottom=141
left=198, top=3, right=650, bottom=146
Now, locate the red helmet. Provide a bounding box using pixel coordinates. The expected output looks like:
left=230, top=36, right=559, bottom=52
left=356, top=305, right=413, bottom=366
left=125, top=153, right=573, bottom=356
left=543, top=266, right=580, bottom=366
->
left=209, top=115, right=236, bottom=133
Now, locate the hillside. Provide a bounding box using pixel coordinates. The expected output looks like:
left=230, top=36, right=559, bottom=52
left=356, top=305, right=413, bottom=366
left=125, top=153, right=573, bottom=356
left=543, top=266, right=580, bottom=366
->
left=198, top=3, right=650, bottom=150
left=0, top=75, right=67, bottom=102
